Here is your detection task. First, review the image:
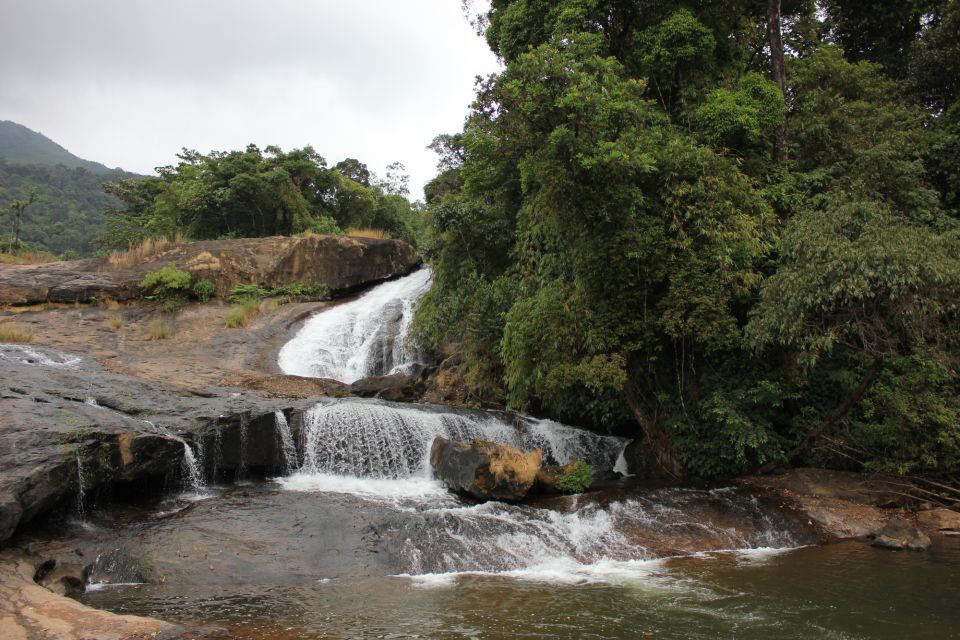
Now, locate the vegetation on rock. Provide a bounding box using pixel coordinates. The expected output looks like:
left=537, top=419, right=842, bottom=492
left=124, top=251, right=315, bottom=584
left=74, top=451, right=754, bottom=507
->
left=555, top=461, right=594, bottom=494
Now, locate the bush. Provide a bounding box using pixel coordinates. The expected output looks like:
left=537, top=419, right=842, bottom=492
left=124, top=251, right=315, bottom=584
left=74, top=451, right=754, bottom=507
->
left=228, top=281, right=329, bottom=303
left=228, top=283, right=270, bottom=303
left=305, top=215, right=343, bottom=235
left=106, top=314, right=124, bottom=331
left=555, top=461, right=593, bottom=494
left=140, top=263, right=191, bottom=311
left=192, top=278, right=216, bottom=302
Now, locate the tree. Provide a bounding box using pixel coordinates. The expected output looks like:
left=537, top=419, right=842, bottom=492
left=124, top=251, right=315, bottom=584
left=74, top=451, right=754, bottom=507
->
left=2, top=187, right=39, bottom=252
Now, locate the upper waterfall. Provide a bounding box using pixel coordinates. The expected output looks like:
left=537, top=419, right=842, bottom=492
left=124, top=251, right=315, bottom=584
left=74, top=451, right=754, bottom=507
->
left=278, top=268, right=432, bottom=382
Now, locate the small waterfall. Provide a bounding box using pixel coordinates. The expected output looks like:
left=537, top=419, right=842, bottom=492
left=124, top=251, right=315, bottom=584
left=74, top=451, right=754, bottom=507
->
left=74, top=448, right=86, bottom=520
left=274, top=411, right=298, bottom=473
left=181, top=442, right=205, bottom=494
left=291, top=399, right=627, bottom=479
left=278, top=268, right=432, bottom=382
left=237, top=413, right=249, bottom=481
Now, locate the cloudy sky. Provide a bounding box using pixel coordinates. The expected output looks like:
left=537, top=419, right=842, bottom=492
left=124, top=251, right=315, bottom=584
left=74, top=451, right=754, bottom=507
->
left=0, top=0, right=499, bottom=198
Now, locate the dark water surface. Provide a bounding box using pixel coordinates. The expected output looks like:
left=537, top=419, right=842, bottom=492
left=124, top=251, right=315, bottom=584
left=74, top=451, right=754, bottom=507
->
left=65, top=481, right=960, bottom=640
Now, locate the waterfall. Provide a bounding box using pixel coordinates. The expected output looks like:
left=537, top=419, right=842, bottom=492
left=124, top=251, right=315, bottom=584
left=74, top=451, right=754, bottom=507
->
left=277, top=268, right=432, bottom=382
left=180, top=442, right=205, bottom=494
left=237, top=413, right=249, bottom=481
left=74, top=448, right=86, bottom=519
left=288, top=399, right=627, bottom=480
left=274, top=410, right=298, bottom=473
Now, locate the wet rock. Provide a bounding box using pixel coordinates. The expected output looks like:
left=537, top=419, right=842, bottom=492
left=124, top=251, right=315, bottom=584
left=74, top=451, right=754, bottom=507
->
left=0, top=345, right=319, bottom=546
left=0, top=234, right=421, bottom=306
left=430, top=437, right=542, bottom=501
left=871, top=516, right=932, bottom=551
left=35, top=559, right=89, bottom=596
left=350, top=373, right=425, bottom=402
left=916, top=507, right=960, bottom=533
left=533, top=463, right=580, bottom=495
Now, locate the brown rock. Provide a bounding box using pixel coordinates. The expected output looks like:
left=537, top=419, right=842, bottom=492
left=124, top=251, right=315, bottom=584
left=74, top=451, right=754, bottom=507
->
left=430, top=437, right=542, bottom=501
left=534, top=463, right=579, bottom=494
left=871, top=516, right=932, bottom=551
left=0, top=234, right=421, bottom=306
left=916, top=507, right=960, bottom=532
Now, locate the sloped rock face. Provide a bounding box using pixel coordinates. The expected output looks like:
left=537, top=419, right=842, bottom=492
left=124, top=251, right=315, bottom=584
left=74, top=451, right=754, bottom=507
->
left=430, top=437, right=542, bottom=501
left=0, top=345, right=319, bottom=547
left=0, top=234, right=421, bottom=305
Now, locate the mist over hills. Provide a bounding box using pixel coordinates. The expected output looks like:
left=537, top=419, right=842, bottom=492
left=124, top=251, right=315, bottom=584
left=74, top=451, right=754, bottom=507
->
left=0, top=120, right=116, bottom=174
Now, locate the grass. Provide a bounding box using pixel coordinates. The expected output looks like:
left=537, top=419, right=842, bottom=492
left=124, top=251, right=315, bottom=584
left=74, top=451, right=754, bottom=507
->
left=346, top=228, right=391, bottom=240
left=0, top=250, right=59, bottom=265
left=107, top=232, right=184, bottom=269
left=225, top=299, right=261, bottom=328
left=0, top=322, right=34, bottom=342
left=148, top=320, right=172, bottom=340
left=106, top=314, right=124, bottom=331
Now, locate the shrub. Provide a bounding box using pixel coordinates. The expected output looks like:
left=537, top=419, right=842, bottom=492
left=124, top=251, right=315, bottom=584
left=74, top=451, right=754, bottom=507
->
left=0, top=322, right=34, bottom=343
left=305, top=215, right=343, bottom=235
left=555, top=461, right=593, bottom=494
left=106, top=314, right=124, bottom=331
left=192, top=278, right=216, bottom=302
left=140, top=263, right=191, bottom=311
left=228, top=283, right=270, bottom=303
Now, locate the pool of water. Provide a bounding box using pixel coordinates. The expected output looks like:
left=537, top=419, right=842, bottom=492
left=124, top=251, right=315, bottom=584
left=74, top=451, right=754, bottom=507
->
left=57, top=480, right=960, bottom=640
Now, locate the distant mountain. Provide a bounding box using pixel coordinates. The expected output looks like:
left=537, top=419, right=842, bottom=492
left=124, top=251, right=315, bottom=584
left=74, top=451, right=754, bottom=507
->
left=0, top=120, right=114, bottom=174
left=0, top=121, right=143, bottom=256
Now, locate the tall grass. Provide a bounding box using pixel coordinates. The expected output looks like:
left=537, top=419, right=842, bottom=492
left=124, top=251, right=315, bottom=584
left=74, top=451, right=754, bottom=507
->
left=346, top=228, right=391, bottom=240
left=108, top=232, right=184, bottom=269
left=0, top=251, right=58, bottom=265
left=0, top=322, right=34, bottom=343
left=224, top=299, right=262, bottom=328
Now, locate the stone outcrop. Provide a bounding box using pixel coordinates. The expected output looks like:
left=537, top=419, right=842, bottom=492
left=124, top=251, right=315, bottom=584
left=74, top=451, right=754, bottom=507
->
left=0, top=551, right=178, bottom=640
left=430, top=437, right=542, bottom=501
left=0, top=234, right=421, bottom=306
left=0, top=345, right=320, bottom=547
left=871, top=516, right=932, bottom=551
left=916, top=507, right=960, bottom=534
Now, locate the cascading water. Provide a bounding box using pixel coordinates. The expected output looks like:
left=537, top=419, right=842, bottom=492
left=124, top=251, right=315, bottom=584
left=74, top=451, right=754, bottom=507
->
left=274, top=410, right=298, bottom=473
left=277, top=267, right=432, bottom=382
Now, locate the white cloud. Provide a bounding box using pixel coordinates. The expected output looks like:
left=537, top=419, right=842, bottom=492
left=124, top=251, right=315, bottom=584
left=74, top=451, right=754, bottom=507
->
left=0, top=0, right=500, bottom=197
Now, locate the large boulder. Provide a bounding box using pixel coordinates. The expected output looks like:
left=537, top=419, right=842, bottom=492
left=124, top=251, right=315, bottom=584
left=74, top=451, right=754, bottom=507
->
left=871, top=516, right=932, bottom=551
left=430, top=437, right=542, bottom=501
left=916, top=507, right=960, bottom=533
left=0, top=234, right=421, bottom=305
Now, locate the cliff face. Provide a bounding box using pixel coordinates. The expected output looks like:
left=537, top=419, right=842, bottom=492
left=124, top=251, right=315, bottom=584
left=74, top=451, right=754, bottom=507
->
left=0, top=234, right=422, bottom=305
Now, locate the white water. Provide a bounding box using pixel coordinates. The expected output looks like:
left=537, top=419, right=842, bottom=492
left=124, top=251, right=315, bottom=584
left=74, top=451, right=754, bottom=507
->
left=0, top=344, right=82, bottom=368
left=277, top=268, right=432, bottom=382
left=274, top=411, right=298, bottom=473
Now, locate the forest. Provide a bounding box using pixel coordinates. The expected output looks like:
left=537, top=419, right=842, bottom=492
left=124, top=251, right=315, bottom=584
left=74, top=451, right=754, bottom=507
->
left=99, top=146, right=426, bottom=249
left=410, top=0, right=960, bottom=479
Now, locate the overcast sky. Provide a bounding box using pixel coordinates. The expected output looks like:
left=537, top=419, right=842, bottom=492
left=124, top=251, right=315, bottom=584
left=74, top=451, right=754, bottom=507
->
left=0, top=0, right=499, bottom=198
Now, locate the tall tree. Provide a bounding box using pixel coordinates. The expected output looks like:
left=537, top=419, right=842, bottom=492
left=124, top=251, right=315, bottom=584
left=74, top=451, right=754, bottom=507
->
left=768, top=0, right=789, bottom=163
left=2, top=187, right=39, bottom=252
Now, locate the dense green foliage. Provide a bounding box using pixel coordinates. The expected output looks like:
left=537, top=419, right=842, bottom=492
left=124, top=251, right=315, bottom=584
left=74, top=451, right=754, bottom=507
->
left=139, top=263, right=193, bottom=311
left=556, top=461, right=594, bottom=494
left=415, top=0, right=960, bottom=478
left=0, top=158, right=134, bottom=256
left=228, top=281, right=330, bottom=303
left=102, top=145, right=424, bottom=249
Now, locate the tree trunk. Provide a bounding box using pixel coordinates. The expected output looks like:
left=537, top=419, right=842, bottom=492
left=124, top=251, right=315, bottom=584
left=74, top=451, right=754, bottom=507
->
left=767, top=0, right=789, bottom=164
left=758, top=356, right=884, bottom=474
left=624, top=375, right=685, bottom=480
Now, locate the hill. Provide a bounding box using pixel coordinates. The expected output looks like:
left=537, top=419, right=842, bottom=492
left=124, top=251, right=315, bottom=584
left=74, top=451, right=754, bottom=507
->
left=0, top=120, right=114, bottom=174
left=0, top=121, right=143, bottom=256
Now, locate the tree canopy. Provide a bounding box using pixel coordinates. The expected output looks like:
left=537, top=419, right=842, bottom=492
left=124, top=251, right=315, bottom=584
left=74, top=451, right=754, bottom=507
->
left=414, top=0, right=960, bottom=479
